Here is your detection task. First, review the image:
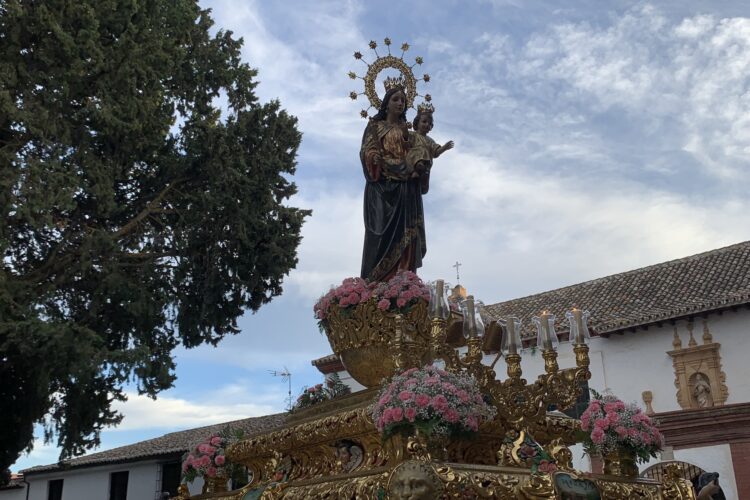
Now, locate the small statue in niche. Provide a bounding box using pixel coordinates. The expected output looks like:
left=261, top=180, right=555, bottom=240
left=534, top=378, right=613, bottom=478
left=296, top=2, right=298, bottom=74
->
left=692, top=372, right=714, bottom=408
left=334, top=439, right=363, bottom=473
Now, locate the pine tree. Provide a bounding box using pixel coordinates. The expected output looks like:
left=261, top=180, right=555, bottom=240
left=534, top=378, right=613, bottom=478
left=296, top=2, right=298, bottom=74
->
left=0, top=0, right=309, bottom=472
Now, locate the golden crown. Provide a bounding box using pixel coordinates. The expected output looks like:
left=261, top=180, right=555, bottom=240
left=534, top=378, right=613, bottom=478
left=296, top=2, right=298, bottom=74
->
left=417, top=101, right=435, bottom=114
left=383, top=75, right=406, bottom=93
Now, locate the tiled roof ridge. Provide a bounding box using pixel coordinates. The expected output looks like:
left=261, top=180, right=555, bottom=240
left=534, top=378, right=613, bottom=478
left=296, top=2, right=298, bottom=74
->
left=497, top=240, right=750, bottom=306
left=22, top=413, right=287, bottom=474
left=484, top=240, right=750, bottom=339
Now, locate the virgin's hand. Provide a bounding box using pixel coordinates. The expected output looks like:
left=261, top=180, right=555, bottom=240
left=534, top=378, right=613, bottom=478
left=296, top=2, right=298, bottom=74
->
left=444, top=140, right=455, bottom=150
left=399, top=122, right=410, bottom=140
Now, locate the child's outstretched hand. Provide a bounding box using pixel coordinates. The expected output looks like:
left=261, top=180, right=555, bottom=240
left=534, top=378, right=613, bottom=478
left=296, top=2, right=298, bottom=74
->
left=436, top=140, right=454, bottom=157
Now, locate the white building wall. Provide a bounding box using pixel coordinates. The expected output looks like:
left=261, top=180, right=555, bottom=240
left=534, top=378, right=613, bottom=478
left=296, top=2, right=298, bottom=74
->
left=26, top=461, right=162, bottom=500
left=0, top=487, right=27, bottom=500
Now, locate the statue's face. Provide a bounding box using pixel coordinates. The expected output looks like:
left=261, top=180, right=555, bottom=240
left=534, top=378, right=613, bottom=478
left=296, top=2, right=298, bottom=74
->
left=390, top=476, right=433, bottom=500
left=416, top=113, right=433, bottom=134
left=388, top=463, right=441, bottom=500
left=387, top=91, right=406, bottom=116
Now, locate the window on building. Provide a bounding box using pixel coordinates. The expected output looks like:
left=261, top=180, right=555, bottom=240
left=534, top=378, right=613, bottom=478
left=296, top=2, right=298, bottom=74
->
left=47, top=479, right=63, bottom=500
left=562, top=380, right=590, bottom=419
left=230, top=466, right=251, bottom=490
left=160, top=462, right=181, bottom=498
left=548, top=380, right=591, bottom=419
left=109, top=471, right=129, bottom=500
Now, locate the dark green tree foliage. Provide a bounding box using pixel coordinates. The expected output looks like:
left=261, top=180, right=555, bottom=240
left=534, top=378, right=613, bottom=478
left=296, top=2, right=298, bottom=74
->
left=0, top=0, right=309, bottom=471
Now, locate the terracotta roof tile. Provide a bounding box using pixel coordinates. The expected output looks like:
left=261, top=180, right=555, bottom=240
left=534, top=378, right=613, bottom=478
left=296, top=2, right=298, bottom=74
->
left=22, top=413, right=286, bottom=475
left=484, top=241, right=750, bottom=339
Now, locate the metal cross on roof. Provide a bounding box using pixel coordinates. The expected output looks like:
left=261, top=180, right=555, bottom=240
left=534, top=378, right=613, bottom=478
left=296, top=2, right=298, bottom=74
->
left=453, top=261, right=462, bottom=283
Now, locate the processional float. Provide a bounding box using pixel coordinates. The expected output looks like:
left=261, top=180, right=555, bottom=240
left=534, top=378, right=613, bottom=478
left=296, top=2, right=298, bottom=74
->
left=176, top=39, right=695, bottom=500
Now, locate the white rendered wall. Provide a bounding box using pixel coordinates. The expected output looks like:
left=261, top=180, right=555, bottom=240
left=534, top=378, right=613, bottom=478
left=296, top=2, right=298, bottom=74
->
left=0, top=487, right=27, bottom=500
left=26, top=461, right=163, bottom=500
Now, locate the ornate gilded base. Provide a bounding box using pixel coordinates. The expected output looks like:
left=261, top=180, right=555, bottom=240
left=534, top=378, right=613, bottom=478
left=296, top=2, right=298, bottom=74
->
left=180, top=461, right=695, bottom=500
left=172, top=394, right=694, bottom=500
left=602, top=449, right=639, bottom=478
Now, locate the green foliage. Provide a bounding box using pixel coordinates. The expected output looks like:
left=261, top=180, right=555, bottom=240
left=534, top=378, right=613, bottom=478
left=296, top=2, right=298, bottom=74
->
left=0, top=0, right=309, bottom=470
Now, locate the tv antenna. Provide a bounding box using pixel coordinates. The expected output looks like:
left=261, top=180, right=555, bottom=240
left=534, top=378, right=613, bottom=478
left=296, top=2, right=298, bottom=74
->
left=269, top=367, right=292, bottom=411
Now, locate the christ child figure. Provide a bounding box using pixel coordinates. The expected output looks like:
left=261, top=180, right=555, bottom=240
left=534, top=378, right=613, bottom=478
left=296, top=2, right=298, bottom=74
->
left=406, top=102, right=454, bottom=188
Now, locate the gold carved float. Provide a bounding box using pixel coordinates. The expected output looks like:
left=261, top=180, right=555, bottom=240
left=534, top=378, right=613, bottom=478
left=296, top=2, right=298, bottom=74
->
left=174, top=297, right=695, bottom=499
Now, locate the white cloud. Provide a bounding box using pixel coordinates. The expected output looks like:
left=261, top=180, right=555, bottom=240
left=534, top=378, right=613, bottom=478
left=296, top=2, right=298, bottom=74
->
left=513, top=5, right=750, bottom=180
left=112, top=387, right=279, bottom=431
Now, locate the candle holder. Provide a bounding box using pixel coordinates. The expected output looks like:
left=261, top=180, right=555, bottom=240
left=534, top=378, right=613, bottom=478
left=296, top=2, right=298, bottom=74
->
left=429, top=303, right=591, bottom=435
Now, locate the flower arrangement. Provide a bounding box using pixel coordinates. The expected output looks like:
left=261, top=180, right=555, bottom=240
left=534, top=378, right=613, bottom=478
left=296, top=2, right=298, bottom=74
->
left=516, top=436, right=558, bottom=474
left=313, top=271, right=430, bottom=329
left=181, top=428, right=244, bottom=484
left=293, top=373, right=351, bottom=411
left=579, top=391, right=663, bottom=463
left=370, top=365, right=496, bottom=440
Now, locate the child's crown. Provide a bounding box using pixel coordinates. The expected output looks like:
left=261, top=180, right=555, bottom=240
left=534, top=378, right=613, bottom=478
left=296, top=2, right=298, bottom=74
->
left=417, top=101, right=435, bottom=114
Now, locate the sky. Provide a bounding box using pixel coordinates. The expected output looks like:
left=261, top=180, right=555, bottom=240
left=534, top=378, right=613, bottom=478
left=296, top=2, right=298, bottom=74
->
left=13, top=0, right=750, bottom=471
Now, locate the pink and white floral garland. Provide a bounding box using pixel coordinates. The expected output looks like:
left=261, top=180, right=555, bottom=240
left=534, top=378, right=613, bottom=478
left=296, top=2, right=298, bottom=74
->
left=182, top=434, right=230, bottom=483
left=580, top=393, right=663, bottom=462
left=314, top=271, right=430, bottom=323
left=370, top=365, right=496, bottom=439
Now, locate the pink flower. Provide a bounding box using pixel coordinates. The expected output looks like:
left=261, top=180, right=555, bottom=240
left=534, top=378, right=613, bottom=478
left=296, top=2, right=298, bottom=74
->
left=441, top=382, right=458, bottom=394
left=615, top=426, right=628, bottom=438
left=640, top=432, right=652, bottom=445
left=214, top=455, right=226, bottom=466
left=466, top=416, right=478, bottom=431
left=377, top=298, right=390, bottom=311
left=347, top=292, right=359, bottom=304
left=430, top=395, right=449, bottom=411
left=606, top=411, right=619, bottom=425
left=376, top=417, right=385, bottom=431
left=405, top=408, right=417, bottom=422
left=391, top=407, right=404, bottom=422
left=381, top=408, right=393, bottom=424
left=396, top=297, right=407, bottom=308
left=581, top=414, right=591, bottom=432
left=457, top=390, right=470, bottom=403
left=538, top=460, right=558, bottom=473
left=424, top=376, right=439, bottom=386
left=378, top=394, right=392, bottom=405
left=594, top=418, right=609, bottom=430
left=201, top=455, right=211, bottom=467
left=398, top=390, right=414, bottom=402
left=591, top=428, right=605, bottom=444
left=444, top=409, right=460, bottom=423
left=415, top=394, right=430, bottom=408
left=206, top=466, right=217, bottom=478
